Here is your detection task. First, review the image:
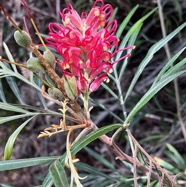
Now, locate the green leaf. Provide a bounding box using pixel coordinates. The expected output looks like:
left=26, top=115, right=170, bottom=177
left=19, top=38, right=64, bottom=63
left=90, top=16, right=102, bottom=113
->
left=0, top=64, right=41, bottom=91
left=124, top=21, right=186, bottom=102
left=70, top=124, right=121, bottom=157
left=90, top=98, right=123, bottom=123
left=155, top=157, right=176, bottom=171
left=49, top=160, right=69, bottom=187
left=4, top=116, right=36, bottom=160
left=119, top=23, right=143, bottom=80
left=0, top=113, right=37, bottom=125
left=12, top=104, right=60, bottom=115
left=6, top=76, right=25, bottom=105
left=33, top=75, right=48, bottom=109
left=101, top=83, right=118, bottom=99
left=42, top=124, right=121, bottom=186
left=166, top=143, right=186, bottom=170
left=151, top=47, right=186, bottom=87
left=0, top=102, right=27, bottom=113
left=125, top=70, right=186, bottom=124
left=0, top=156, right=59, bottom=171
left=3, top=43, right=17, bottom=73
left=41, top=173, right=53, bottom=187
left=3, top=43, right=25, bottom=104
left=111, top=9, right=156, bottom=120
left=75, top=162, right=116, bottom=181
left=0, top=79, right=7, bottom=103
left=84, top=147, right=115, bottom=170
left=116, top=5, right=139, bottom=38
left=160, top=58, right=186, bottom=79
left=115, top=8, right=157, bottom=65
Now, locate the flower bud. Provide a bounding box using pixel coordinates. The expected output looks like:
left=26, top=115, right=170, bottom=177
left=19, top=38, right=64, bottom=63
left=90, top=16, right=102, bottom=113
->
left=14, top=30, right=32, bottom=48
left=43, top=49, right=55, bottom=68
left=64, top=75, right=78, bottom=100
left=27, top=57, right=44, bottom=73
left=48, top=87, right=64, bottom=101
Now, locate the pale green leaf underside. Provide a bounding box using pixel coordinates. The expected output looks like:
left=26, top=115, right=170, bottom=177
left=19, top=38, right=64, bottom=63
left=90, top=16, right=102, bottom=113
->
left=4, top=116, right=37, bottom=160
left=49, top=160, right=69, bottom=187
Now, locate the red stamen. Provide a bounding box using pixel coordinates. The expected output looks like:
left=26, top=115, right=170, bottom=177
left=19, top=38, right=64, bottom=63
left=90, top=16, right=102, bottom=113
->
left=45, top=1, right=134, bottom=93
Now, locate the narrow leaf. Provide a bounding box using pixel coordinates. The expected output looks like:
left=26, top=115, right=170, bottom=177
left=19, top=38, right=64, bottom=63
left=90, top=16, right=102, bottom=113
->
left=0, top=79, right=7, bottom=103
left=3, top=43, right=17, bottom=73
left=124, top=22, right=186, bottom=102
left=49, top=160, right=69, bottom=187
left=160, top=58, right=186, bottom=78
left=151, top=47, right=186, bottom=87
left=119, top=23, right=143, bottom=80
left=84, top=147, right=115, bottom=170
left=42, top=124, right=121, bottom=186
left=41, top=173, right=53, bottom=187
left=0, top=102, right=27, bottom=113
left=90, top=98, right=123, bottom=123
left=0, top=156, right=59, bottom=171
left=125, top=70, right=186, bottom=124
left=70, top=124, right=121, bottom=158
left=4, top=115, right=36, bottom=160
left=3, top=43, right=25, bottom=104
left=115, top=8, right=157, bottom=63
left=34, top=75, right=48, bottom=109
left=6, top=76, right=25, bottom=104
left=116, top=5, right=139, bottom=38
left=101, top=83, right=118, bottom=99
left=166, top=143, right=186, bottom=170
left=0, top=113, right=37, bottom=125
left=154, top=157, right=176, bottom=171
left=75, top=162, right=116, bottom=181
left=0, top=66, right=41, bottom=91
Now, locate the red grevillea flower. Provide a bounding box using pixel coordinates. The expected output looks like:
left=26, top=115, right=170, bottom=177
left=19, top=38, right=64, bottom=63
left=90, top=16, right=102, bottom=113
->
left=45, top=0, right=133, bottom=93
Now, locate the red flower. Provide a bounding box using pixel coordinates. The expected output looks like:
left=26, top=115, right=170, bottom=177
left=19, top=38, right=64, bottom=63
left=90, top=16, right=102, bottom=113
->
left=46, top=0, right=133, bottom=93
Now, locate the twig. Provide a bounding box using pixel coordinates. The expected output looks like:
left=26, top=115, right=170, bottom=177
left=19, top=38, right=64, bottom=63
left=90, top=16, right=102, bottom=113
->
left=89, top=121, right=162, bottom=183
left=133, top=144, right=138, bottom=187
left=147, top=160, right=153, bottom=186
left=55, top=0, right=60, bottom=22
left=127, top=129, right=176, bottom=186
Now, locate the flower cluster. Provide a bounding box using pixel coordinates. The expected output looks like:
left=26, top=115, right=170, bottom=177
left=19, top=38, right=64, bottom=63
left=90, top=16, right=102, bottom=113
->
left=46, top=0, right=132, bottom=93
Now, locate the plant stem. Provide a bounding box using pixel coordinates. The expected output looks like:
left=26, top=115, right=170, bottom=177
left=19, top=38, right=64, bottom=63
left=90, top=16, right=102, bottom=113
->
left=89, top=121, right=170, bottom=184
left=113, top=66, right=127, bottom=120
left=157, top=0, right=186, bottom=141
left=83, top=90, right=90, bottom=119
left=111, top=123, right=129, bottom=142
left=0, top=58, right=27, bottom=68
left=90, top=120, right=175, bottom=185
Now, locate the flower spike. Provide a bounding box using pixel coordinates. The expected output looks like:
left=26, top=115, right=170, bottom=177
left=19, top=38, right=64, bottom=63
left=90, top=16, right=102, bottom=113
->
left=45, top=0, right=134, bottom=94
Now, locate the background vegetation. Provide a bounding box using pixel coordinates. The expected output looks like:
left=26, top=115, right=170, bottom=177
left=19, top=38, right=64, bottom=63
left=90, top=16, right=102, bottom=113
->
left=0, top=0, right=186, bottom=186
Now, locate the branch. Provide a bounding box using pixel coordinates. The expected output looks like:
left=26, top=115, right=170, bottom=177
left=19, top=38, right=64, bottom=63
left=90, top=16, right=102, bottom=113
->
left=90, top=121, right=176, bottom=186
